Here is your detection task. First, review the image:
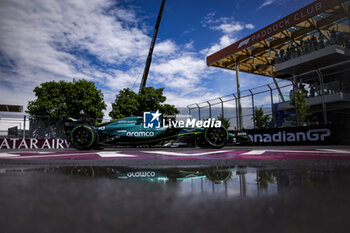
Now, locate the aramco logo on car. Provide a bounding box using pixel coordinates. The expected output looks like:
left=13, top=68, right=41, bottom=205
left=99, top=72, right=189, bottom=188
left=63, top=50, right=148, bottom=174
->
left=143, top=110, right=222, bottom=129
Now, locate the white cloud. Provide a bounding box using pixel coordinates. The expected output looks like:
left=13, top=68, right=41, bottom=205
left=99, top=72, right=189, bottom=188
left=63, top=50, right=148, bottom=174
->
left=245, top=24, right=255, bottom=30
left=202, top=35, right=238, bottom=56
left=201, top=13, right=254, bottom=56
left=105, top=69, right=138, bottom=90
left=212, top=23, right=244, bottom=34
left=154, top=40, right=177, bottom=57
left=0, top=0, right=151, bottom=115
left=0, top=0, right=223, bottom=115
left=257, top=0, right=276, bottom=10
left=202, top=12, right=254, bottom=34
left=151, top=55, right=207, bottom=94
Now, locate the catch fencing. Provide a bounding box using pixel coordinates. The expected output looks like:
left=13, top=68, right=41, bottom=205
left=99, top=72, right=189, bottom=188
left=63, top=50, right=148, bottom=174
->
left=187, top=60, right=350, bottom=130
left=187, top=80, right=293, bottom=130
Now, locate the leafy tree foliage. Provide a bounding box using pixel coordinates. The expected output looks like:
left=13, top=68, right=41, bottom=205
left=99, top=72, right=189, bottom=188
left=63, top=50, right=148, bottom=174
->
left=109, top=87, right=179, bottom=119
left=252, top=107, right=271, bottom=129
left=217, top=115, right=231, bottom=129
left=290, top=90, right=310, bottom=126
left=109, top=88, right=139, bottom=119
left=27, top=79, right=106, bottom=122
left=257, top=170, right=275, bottom=190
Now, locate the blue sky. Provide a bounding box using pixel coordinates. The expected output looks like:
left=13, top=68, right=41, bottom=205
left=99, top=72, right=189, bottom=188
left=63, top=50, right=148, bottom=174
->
left=0, top=0, right=313, bottom=117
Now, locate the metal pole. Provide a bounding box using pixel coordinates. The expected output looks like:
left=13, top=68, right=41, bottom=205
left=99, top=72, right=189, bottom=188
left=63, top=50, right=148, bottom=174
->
left=233, top=94, right=239, bottom=130
left=292, top=75, right=299, bottom=126
left=219, top=97, right=224, bottom=118
left=239, top=172, right=246, bottom=196
left=187, top=106, right=191, bottom=119
left=257, top=172, right=260, bottom=194
left=316, top=69, right=328, bottom=124
left=23, top=115, right=26, bottom=139
left=207, top=101, right=212, bottom=119
left=267, top=84, right=275, bottom=128
left=239, top=173, right=242, bottom=196
left=272, top=76, right=285, bottom=102
left=201, top=178, right=204, bottom=194
left=196, top=103, right=201, bottom=120
left=242, top=173, right=246, bottom=196
left=236, top=63, right=243, bottom=130
left=248, top=89, right=255, bottom=128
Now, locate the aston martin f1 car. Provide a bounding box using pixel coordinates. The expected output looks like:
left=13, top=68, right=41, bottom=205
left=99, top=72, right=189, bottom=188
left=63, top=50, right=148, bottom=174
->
left=64, top=116, right=249, bottom=150
left=67, top=166, right=233, bottom=184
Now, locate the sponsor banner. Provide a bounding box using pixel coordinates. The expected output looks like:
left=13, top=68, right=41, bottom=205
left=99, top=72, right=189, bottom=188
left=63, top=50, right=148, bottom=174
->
left=246, top=125, right=349, bottom=145
left=0, top=138, right=70, bottom=150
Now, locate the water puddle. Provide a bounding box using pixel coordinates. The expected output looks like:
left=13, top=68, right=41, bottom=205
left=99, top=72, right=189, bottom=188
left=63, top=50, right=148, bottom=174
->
left=2, top=164, right=350, bottom=233
left=1, top=165, right=347, bottom=198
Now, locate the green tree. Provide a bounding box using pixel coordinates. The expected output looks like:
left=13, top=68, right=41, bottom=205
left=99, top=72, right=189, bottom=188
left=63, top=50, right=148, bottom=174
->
left=252, top=107, right=271, bottom=129
left=109, top=88, right=139, bottom=119
left=109, top=87, right=179, bottom=119
left=27, top=79, right=106, bottom=122
left=257, top=170, right=276, bottom=190
left=290, top=90, right=310, bottom=126
left=217, top=115, right=231, bottom=129
left=138, top=86, right=167, bottom=113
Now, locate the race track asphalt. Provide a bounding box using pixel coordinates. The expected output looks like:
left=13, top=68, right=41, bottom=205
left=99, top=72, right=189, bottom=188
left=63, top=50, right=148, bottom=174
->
left=1, top=145, right=350, bottom=233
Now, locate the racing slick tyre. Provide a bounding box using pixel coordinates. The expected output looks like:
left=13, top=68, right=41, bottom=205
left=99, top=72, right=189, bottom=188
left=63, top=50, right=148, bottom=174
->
left=70, top=125, right=98, bottom=150
left=203, top=126, right=229, bottom=148
left=206, top=171, right=232, bottom=184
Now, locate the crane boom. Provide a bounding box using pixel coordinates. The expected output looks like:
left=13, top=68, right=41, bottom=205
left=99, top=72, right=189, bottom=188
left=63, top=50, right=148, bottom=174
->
left=139, top=0, right=166, bottom=94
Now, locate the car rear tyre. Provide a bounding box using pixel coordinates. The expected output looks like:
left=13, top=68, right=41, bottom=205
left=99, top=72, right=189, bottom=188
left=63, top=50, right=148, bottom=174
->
left=70, top=125, right=97, bottom=150
left=203, top=126, right=229, bottom=148
left=69, top=166, right=95, bottom=177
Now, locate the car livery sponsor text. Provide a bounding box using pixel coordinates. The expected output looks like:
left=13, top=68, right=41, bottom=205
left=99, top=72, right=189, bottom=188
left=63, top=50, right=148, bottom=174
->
left=126, top=131, right=155, bottom=137
left=127, top=171, right=156, bottom=178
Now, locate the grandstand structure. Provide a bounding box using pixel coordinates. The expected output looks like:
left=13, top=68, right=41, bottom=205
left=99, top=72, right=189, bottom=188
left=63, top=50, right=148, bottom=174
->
left=207, top=0, right=350, bottom=128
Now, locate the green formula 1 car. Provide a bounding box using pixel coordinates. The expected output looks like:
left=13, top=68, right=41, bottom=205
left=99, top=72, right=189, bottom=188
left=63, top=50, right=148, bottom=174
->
left=64, top=114, right=248, bottom=150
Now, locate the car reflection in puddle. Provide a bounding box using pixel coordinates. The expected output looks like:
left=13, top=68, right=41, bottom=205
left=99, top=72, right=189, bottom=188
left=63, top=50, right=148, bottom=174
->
left=66, top=166, right=256, bottom=198
left=3, top=165, right=345, bottom=198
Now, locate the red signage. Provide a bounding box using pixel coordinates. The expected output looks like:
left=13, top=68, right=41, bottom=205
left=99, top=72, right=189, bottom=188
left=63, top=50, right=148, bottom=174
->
left=207, top=0, right=345, bottom=66
left=0, top=138, right=70, bottom=149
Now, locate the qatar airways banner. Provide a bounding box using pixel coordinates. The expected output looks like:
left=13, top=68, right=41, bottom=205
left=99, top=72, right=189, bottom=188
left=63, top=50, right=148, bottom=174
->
left=0, top=138, right=70, bottom=150
left=246, top=125, right=349, bottom=145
